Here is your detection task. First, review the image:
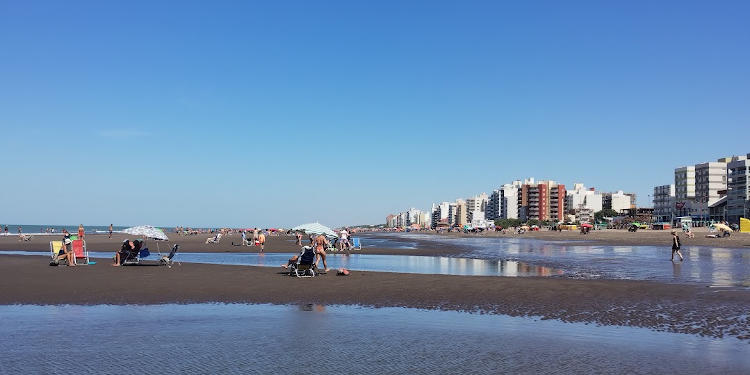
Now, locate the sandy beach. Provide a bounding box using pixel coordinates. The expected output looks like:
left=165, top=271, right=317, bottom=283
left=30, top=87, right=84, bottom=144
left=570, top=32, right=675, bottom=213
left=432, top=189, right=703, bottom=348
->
left=0, top=233, right=463, bottom=256
left=1, top=254, right=749, bottom=341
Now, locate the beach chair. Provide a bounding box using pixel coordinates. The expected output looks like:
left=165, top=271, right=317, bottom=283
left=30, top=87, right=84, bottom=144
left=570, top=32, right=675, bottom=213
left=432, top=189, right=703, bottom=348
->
left=351, top=237, right=362, bottom=250
left=49, top=240, right=70, bottom=265
left=291, top=246, right=317, bottom=278
left=205, top=233, right=222, bottom=244
left=160, top=244, right=180, bottom=268
left=72, top=240, right=89, bottom=265
left=121, top=240, right=145, bottom=265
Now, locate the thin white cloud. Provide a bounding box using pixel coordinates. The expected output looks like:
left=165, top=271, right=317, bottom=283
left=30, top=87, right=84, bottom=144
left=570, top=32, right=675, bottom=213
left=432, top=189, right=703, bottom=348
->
left=97, top=129, right=151, bottom=138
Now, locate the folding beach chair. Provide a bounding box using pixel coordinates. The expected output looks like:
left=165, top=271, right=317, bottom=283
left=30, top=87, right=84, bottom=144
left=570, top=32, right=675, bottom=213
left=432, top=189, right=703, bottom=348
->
left=351, top=237, right=362, bottom=250
left=291, top=246, right=317, bottom=278
left=50, top=241, right=66, bottom=265
left=160, top=244, right=180, bottom=268
left=121, top=239, right=145, bottom=265
left=72, top=239, right=89, bottom=265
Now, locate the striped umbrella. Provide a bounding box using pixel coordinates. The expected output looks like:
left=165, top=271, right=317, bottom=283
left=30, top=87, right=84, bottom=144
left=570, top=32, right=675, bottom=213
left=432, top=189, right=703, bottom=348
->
left=122, top=225, right=169, bottom=241
left=291, top=223, right=338, bottom=238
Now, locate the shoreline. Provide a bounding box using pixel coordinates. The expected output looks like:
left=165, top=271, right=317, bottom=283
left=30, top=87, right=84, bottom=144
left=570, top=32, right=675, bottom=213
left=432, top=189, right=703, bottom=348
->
left=368, top=228, right=750, bottom=249
left=1, top=254, right=748, bottom=341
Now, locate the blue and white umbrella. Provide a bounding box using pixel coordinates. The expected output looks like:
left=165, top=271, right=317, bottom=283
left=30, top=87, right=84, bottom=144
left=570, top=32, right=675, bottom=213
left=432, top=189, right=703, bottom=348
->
left=291, top=223, right=338, bottom=238
left=122, top=225, right=169, bottom=241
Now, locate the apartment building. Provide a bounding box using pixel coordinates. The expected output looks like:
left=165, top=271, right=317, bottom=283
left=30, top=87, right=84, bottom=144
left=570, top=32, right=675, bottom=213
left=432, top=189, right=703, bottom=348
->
left=566, top=183, right=603, bottom=214
left=727, top=154, right=750, bottom=224
left=652, top=184, right=675, bottom=223
left=519, top=180, right=565, bottom=222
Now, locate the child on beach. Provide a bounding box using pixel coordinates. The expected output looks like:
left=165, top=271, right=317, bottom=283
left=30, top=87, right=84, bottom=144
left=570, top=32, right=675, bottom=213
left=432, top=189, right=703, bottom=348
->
left=671, top=231, right=684, bottom=262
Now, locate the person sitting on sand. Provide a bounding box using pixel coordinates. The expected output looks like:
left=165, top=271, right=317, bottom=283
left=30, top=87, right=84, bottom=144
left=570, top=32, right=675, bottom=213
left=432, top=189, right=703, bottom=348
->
left=54, top=230, right=76, bottom=266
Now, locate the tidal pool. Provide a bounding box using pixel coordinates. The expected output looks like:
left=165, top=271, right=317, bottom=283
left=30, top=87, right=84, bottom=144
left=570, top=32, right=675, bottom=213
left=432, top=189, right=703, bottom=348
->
left=1, top=304, right=748, bottom=374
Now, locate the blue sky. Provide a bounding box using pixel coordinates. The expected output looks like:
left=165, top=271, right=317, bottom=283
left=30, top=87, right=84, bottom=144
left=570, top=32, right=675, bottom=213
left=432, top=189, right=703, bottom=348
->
left=1, top=1, right=748, bottom=228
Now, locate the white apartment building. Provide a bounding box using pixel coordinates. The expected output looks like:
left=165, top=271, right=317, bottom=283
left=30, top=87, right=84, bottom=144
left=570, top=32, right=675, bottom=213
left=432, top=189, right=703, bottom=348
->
left=566, top=183, right=603, bottom=214
left=653, top=184, right=675, bottom=223
left=487, top=181, right=521, bottom=220
left=610, top=191, right=632, bottom=213
left=430, top=202, right=451, bottom=228
left=693, top=161, right=728, bottom=220
left=727, top=154, right=750, bottom=224
left=674, top=165, right=696, bottom=218
left=466, top=193, right=488, bottom=215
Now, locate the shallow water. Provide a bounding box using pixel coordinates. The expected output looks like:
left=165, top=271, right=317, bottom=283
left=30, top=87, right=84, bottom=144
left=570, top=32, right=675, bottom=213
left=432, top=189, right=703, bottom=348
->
left=2, top=251, right=562, bottom=277
left=370, top=233, right=750, bottom=286
left=0, top=304, right=747, bottom=374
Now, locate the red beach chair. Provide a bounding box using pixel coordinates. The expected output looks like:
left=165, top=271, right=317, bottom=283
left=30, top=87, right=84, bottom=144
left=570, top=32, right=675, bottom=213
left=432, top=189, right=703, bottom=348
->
left=72, top=239, right=89, bottom=265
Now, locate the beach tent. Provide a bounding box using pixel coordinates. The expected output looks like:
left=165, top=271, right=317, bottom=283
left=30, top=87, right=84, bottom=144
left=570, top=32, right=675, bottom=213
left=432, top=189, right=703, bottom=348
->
left=741, top=218, right=750, bottom=233
left=291, top=223, right=338, bottom=238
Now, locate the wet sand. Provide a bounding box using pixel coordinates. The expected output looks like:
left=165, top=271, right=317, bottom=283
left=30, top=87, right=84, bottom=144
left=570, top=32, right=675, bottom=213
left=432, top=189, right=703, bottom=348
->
left=1, top=254, right=748, bottom=341
left=0, top=233, right=463, bottom=256
left=387, top=228, right=750, bottom=249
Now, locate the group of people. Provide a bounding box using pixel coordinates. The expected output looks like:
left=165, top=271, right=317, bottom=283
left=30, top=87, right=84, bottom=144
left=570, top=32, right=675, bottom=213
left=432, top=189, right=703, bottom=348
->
left=282, top=233, right=334, bottom=272
left=51, top=225, right=87, bottom=266
left=240, top=228, right=266, bottom=251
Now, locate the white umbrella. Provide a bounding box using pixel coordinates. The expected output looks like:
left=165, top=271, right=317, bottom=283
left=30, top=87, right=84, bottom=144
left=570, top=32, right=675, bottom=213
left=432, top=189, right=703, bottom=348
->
left=122, top=225, right=169, bottom=240
left=121, top=225, right=169, bottom=256
left=291, top=223, right=338, bottom=238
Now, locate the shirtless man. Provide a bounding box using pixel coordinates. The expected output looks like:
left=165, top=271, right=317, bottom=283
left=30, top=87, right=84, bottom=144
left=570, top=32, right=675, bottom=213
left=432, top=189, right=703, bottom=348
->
left=314, top=234, right=330, bottom=272
left=258, top=232, right=266, bottom=253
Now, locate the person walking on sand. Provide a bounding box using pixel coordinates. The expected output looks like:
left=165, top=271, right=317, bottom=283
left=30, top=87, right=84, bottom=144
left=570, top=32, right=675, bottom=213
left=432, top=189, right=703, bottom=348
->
left=252, top=227, right=259, bottom=244
left=258, top=231, right=266, bottom=252
left=78, top=224, right=85, bottom=239
left=671, top=231, right=684, bottom=262
left=241, top=230, right=248, bottom=246
left=108, top=224, right=113, bottom=238
left=295, top=232, right=303, bottom=246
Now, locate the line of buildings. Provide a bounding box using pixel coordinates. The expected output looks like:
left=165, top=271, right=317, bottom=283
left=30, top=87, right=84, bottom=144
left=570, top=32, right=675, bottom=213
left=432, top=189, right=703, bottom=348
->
left=387, top=177, right=635, bottom=229
left=652, top=153, right=750, bottom=225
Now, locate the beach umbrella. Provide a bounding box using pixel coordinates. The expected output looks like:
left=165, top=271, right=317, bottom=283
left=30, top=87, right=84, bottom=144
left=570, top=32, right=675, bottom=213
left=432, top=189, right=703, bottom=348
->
left=291, top=223, right=338, bottom=238
left=122, top=225, right=169, bottom=240
left=580, top=223, right=593, bottom=228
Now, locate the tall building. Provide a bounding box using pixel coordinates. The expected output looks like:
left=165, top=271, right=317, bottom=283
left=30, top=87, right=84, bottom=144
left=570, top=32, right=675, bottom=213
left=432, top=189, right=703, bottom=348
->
left=430, top=202, right=450, bottom=228
left=673, top=157, right=734, bottom=222
left=727, top=154, right=750, bottom=225
left=487, top=181, right=521, bottom=221
left=385, top=214, right=397, bottom=228
left=566, top=183, right=603, bottom=214
left=693, top=161, right=728, bottom=220
left=466, top=193, right=488, bottom=215
left=674, top=165, right=696, bottom=218
left=519, top=180, right=565, bottom=222
left=455, top=200, right=468, bottom=227
left=653, top=184, right=675, bottom=223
